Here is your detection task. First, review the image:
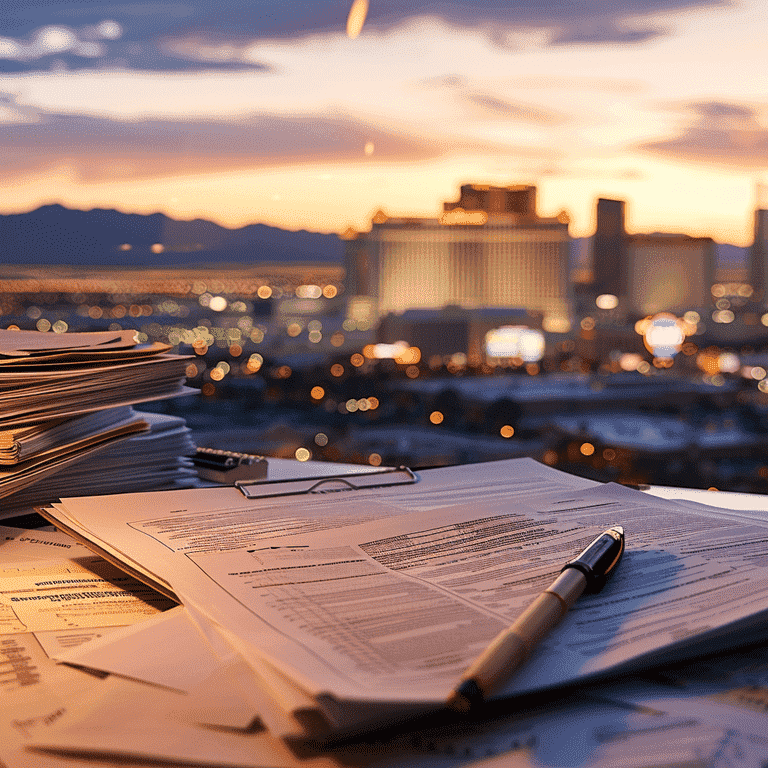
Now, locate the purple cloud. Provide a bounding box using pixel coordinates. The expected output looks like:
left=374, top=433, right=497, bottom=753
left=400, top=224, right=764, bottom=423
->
left=637, top=100, right=768, bottom=169
left=0, top=0, right=734, bottom=73
left=0, top=100, right=561, bottom=182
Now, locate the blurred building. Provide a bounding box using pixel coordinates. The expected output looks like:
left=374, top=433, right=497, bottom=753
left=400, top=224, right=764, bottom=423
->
left=626, top=233, right=714, bottom=316
left=591, top=198, right=715, bottom=317
left=344, top=184, right=573, bottom=333
left=749, top=208, right=768, bottom=301
left=377, top=305, right=544, bottom=362
left=592, top=198, right=627, bottom=298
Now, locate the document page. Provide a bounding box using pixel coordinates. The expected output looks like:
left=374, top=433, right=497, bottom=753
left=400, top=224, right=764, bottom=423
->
left=188, top=494, right=768, bottom=703
left=0, top=556, right=174, bottom=635
left=43, top=458, right=597, bottom=586
left=42, top=458, right=768, bottom=706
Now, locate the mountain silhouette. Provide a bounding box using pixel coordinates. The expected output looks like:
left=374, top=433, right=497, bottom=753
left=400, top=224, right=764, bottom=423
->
left=0, top=205, right=344, bottom=266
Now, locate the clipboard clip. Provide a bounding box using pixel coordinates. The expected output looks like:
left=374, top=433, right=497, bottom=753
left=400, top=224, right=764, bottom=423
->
left=236, top=466, right=418, bottom=499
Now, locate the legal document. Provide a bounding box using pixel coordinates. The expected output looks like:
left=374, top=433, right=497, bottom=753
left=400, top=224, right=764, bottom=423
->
left=40, top=458, right=768, bottom=738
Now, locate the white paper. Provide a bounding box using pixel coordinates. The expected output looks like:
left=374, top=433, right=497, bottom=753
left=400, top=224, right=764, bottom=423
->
left=0, top=555, right=174, bottom=635
left=42, top=459, right=768, bottom=734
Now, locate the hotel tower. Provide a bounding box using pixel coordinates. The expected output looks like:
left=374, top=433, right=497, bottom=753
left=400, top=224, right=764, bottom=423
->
left=344, top=184, right=573, bottom=332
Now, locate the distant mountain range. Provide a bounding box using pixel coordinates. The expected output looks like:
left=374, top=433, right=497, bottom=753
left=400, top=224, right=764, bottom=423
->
left=0, top=205, right=748, bottom=271
left=0, top=205, right=345, bottom=266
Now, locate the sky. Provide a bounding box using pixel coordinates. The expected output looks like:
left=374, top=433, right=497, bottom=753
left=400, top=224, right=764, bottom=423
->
left=1, top=0, right=767, bottom=244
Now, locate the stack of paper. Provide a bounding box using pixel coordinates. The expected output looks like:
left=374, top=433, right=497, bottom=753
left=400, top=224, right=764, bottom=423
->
left=0, top=328, right=196, bottom=514
left=35, top=457, right=768, bottom=748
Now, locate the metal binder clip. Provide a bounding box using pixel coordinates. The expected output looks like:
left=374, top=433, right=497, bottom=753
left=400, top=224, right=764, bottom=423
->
left=235, top=466, right=418, bottom=499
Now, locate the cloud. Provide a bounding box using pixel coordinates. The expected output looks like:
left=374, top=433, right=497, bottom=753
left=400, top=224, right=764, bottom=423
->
left=637, top=100, right=768, bottom=169
left=462, top=93, right=565, bottom=124
left=417, top=75, right=566, bottom=125
left=0, top=0, right=734, bottom=73
left=0, top=102, right=560, bottom=183
left=549, top=19, right=665, bottom=46
left=0, top=19, right=272, bottom=72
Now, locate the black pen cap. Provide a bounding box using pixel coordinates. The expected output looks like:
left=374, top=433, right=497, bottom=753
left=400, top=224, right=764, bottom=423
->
left=562, top=526, right=625, bottom=593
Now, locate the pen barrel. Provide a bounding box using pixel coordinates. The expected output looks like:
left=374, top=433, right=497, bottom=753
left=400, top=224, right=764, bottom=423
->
left=461, top=569, right=586, bottom=698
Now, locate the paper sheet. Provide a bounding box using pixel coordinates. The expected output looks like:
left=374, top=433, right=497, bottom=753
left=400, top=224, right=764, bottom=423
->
left=0, top=555, right=174, bottom=635
left=41, top=459, right=768, bottom=723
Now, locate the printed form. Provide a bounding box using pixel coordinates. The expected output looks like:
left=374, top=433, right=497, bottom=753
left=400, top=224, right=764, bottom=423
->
left=41, top=459, right=768, bottom=708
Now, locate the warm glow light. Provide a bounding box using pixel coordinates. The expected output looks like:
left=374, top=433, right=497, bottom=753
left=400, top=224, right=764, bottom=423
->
left=500, top=425, right=514, bottom=438
left=439, top=208, right=488, bottom=226
left=209, top=295, right=227, bottom=312
left=580, top=442, right=595, bottom=456
left=295, top=448, right=311, bottom=462
left=642, top=313, right=686, bottom=358
left=296, top=284, right=322, bottom=299
left=371, top=341, right=409, bottom=359
left=346, top=0, right=369, bottom=39
left=696, top=349, right=720, bottom=375
left=350, top=353, right=364, bottom=366
left=683, top=311, right=701, bottom=325
left=429, top=411, right=444, bottom=425
left=485, top=326, right=545, bottom=362
left=712, top=309, right=735, bottom=324
left=596, top=294, right=618, bottom=310
left=151, top=243, right=164, bottom=253
left=369, top=453, right=382, bottom=466
left=543, top=316, right=571, bottom=333
left=394, top=346, right=421, bottom=365
left=619, top=353, right=644, bottom=371
left=257, top=285, right=272, bottom=300
left=246, top=353, right=263, bottom=372
left=331, top=363, right=344, bottom=377
left=311, top=386, right=325, bottom=399
left=718, top=352, right=740, bottom=374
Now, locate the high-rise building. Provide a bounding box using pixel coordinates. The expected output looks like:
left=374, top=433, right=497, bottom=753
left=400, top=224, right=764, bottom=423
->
left=590, top=197, right=714, bottom=317
left=592, top=198, right=627, bottom=299
left=626, top=233, right=715, bottom=316
left=344, top=184, right=573, bottom=332
left=749, top=208, right=768, bottom=300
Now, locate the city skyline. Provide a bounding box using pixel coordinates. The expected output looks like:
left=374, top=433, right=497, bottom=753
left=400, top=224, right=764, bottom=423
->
left=1, top=1, right=767, bottom=245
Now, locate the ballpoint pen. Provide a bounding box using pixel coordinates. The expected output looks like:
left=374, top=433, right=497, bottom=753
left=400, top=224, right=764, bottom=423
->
left=446, top=525, right=626, bottom=712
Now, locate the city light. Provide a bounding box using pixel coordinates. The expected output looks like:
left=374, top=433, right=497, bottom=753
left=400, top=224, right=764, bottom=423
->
left=637, top=313, right=687, bottom=358
left=596, top=294, right=619, bottom=310
left=485, top=326, right=545, bottom=362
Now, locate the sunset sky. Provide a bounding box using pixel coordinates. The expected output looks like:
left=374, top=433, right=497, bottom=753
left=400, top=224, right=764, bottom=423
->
left=1, top=0, right=766, bottom=244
